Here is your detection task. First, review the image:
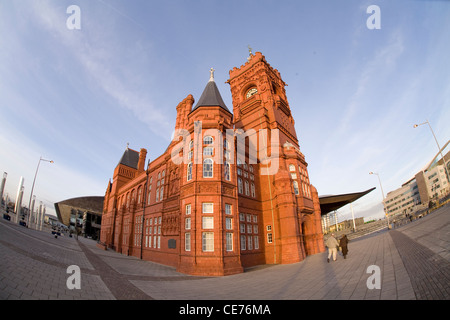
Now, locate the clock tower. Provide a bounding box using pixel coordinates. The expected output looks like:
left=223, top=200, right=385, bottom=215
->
left=227, top=52, right=324, bottom=264
left=227, top=51, right=298, bottom=147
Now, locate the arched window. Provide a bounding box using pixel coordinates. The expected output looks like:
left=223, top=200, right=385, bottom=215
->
left=147, top=187, right=152, bottom=205
left=203, top=136, right=213, bottom=145
left=147, top=177, right=152, bottom=205
left=238, top=178, right=243, bottom=194
left=245, top=180, right=250, bottom=196
left=293, top=181, right=299, bottom=195
left=224, top=150, right=230, bottom=161
left=289, top=164, right=295, bottom=172
left=251, top=183, right=256, bottom=197
left=156, top=188, right=159, bottom=202
left=203, top=158, right=213, bottom=178
left=137, top=186, right=142, bottom=204
left=224, top=161, right=230, bottom=181
left=131, top=189, right=136, bottom=204
left=160, top=187, right=164, bottom=201
left=224, top=139, right=230, bottom=150
left=187, top=162, right=193, bottom=181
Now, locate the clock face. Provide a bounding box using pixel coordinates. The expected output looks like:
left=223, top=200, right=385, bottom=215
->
left=246, top=87, right=258, bottom=98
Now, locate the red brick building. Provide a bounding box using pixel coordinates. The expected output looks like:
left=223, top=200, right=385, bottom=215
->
left=100, top=52, right=325, bottom=276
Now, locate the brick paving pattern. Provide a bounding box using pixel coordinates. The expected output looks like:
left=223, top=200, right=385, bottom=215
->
left=1, top=203, right=449, bottom=300
left=77, top=240, right=151, bottom=300
left=390, top=229, right=450, bottom=299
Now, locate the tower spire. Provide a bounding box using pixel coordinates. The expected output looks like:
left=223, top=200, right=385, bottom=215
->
left=191, top=67, right=230, bottom=113
left=209, top=67, right=215, bottom=82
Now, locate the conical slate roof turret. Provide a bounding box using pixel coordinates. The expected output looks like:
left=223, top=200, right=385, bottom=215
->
left=118, top=145, right=139, bottom=169
left=191, top=68, right=230, bottom=113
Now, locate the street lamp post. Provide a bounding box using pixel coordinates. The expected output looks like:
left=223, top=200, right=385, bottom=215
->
left=414, top=119, right=449, bottom=184
left=414, top=119, right=441, bottom=153
left=140, top=159, right=151, bottom=260
left=0, top=172, right=7, bottom=207
left=31, top=195, right=36, bottom=228
left=15, top=177, right=25, bottom=223
left=350, top=203, right=357, bottom=232
left=369, top=172, right=390, bottom=228
left=27, top=157, right=53, bottom=227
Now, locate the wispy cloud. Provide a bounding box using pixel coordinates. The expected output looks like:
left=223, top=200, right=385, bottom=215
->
left=28, top=0, right=172, bottom=139
left=0, top=121, right=105, bottom=216
left=338, top=29, right=404, bottom=136
left=315, top=28, right=407, bottom=197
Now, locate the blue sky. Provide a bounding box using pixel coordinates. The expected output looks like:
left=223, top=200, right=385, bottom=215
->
left=0, top=0, right=449, bottom=221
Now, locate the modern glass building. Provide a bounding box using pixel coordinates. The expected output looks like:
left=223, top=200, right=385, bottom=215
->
left=384, top=140, right=449, bottom=217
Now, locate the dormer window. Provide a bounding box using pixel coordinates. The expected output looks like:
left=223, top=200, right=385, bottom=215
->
left=246, top=87, right=258, bottom=99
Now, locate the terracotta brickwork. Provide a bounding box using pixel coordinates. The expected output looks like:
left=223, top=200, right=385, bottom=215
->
left=100, top=52, right=325, bottom=276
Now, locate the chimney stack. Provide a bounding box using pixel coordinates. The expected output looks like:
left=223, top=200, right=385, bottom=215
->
left=138, top=148, right=147, bottom=172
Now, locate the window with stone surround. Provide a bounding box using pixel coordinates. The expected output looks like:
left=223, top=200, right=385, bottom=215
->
left=203, top=158, right=213, bottom=178
left=202, top=232, right=214, bottom=252
left=225, top=204, right=232, bottom=215
left=240, top=213, right=259, bottom=251
left=202, top=216, right=214, bottom=229
left=187, top=162, right=192, bottom=181
left=185, top=233, right=191, bottom=251
left=202, top=203, right=213, bottom=213
left=226, top=233, right=233, bottom=251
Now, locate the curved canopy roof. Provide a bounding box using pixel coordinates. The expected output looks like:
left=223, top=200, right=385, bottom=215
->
left=319, top=187, right=376, bottom=215
left=54, top=196, right=104, bottom=225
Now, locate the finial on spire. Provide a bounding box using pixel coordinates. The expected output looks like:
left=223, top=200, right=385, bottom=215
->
left=209, top=67, right=215, bottom=82
left=126, top=142, right=129, bottom=149
left=247, top=45, right=253, bottom=61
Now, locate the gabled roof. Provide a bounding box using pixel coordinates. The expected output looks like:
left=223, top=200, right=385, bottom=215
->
left=191, top=79, right=231, bottom=113
left=118, top=148, right=139, bottom=169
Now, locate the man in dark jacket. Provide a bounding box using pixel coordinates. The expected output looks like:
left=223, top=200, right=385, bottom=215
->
left=339, top=235, right=349, bottom=259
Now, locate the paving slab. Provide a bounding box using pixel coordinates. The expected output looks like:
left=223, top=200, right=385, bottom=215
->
left=1, top=203, right=449, bottom=302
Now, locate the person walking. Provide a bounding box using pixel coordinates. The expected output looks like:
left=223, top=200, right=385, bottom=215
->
left=339, top=234, right=349, bottom=259
left=325, top=233, right=339, bottom=263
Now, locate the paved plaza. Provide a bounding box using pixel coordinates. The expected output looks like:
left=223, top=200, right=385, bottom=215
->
left=1, top=203, right=449, bottom=302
